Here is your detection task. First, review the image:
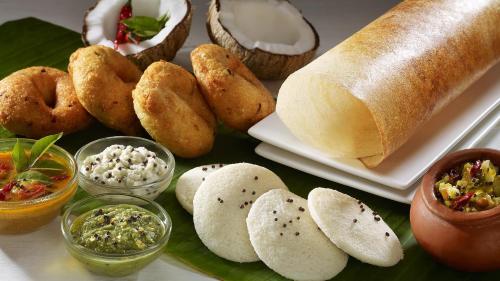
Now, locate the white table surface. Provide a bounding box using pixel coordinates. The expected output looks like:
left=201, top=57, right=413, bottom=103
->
left=0, top=1, right=498, bottom=281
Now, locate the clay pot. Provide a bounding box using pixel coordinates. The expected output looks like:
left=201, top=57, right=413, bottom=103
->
left=410, top=148, right=500, bottom=272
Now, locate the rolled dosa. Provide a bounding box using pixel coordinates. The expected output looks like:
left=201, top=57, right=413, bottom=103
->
left=276, top=0, right=500, bottom=167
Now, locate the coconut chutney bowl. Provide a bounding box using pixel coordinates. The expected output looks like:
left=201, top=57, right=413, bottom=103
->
left=75, top=136, right=175, bottom=202
left=410, top=148, right=500, bottom=272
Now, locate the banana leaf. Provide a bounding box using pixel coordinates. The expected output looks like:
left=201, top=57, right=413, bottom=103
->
left=0, top=18, right=498, bottom=281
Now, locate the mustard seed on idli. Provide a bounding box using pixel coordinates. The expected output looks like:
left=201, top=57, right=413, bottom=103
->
left=308, top=188, right=403, bottom=267
left=193, top=163, right=288, bottom=262
left=247, top=189, right=348, bottom=281
left=175, top=164, right=225, bottom=214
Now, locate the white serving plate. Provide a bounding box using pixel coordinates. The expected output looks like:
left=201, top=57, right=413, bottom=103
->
left=255, top=108, right=500, bottom=204
left=249, top=63, right=500, bottom=190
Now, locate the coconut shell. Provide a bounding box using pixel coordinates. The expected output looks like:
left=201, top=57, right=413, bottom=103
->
left=207, top=0, right=319, bottom=80
left=82, top=0, right=192, bottom=71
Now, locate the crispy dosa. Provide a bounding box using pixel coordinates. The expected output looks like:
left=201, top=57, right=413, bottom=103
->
left=276, top=0, right=500, bottom=167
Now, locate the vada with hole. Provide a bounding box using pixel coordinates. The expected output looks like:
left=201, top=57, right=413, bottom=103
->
left=132, top=61, right=216, bottom=158
left=0, top=66, right=92, bottom=138
left=68, top=45, right=143, bottom=135
left=191, top=44, right=275, bottom=132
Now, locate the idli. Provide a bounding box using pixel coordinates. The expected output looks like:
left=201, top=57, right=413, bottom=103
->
left=193, top=163, right=288, bottom=262
left=247, top=189, right=348, bottom=281
left=175, top=164, right=224, bottom=214
left=308, top=188, right=403, bottom=267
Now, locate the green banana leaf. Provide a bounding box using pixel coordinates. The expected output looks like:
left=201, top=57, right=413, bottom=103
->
left=0, top=18, right=498, bottom=281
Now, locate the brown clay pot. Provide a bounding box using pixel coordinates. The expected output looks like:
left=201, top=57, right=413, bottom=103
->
left=410, top=148, right=500, bottom=272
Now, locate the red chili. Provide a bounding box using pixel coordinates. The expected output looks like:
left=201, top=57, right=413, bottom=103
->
left=51, top=174, right=68, bottom=181
left=0, top=181, right=16, bottom=201
left=451, top=192, right=475, bottom=210
left=469, top=160, right=482, bottom=178
left=0, top=163, right=11, bottom=171
left=114, top=0, right=133, bottom=49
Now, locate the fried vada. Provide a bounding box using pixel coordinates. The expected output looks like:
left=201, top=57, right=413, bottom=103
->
left=191, top=44, right=275, bottom=132
left=132, top=61, right=216, bottom=158
left=0, top=66, right=92, bottom=138
left=68, top=45, right=143, bottom=135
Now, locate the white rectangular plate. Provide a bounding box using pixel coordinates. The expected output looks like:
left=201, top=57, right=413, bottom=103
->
left=249, top=64, right=500, bottom=190
left=255, top=109, right=500, bottom=204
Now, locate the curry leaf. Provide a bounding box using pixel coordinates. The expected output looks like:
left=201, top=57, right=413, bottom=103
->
left=29, top=132, right=63, bottom=168
left=12, top=139, right=28, bottom=172
left=16, top=170, right=53, bottom=185
left=31, top=159, right=66, bottom=172
left=0, top=126, right=15, bottom=138
left=122, top=13, right=169, bottom=40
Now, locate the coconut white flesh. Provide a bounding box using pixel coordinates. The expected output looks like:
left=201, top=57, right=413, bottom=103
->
left=247, top=189, right=348, bottom=281
left=192, top=163, right=288, bottom=263
left=218, top=0, right=316, bottom=55
left=85, top=0, right=188, bottom=55
left=308, top=188, right=404, bottom=267
left=175, top=164, right=225, bottom=215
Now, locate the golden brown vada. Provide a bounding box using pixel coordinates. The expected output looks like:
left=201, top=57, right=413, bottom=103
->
left=191, top=44, right=275, bottom=131
left=68, top=45, right=143, bottom=135
left=0, top=66, right=93, bottom=138
left=132, top=61, right=216, bottom=158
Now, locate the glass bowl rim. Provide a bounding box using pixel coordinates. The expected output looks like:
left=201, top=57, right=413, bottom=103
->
left=75, top=136, right=175, bottom=190
left=0, top=138, right=77, bottom=208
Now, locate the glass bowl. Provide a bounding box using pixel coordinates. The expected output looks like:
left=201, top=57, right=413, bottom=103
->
left=75, top=136, right=175, bottom=201
left=61, top=193, right=172, bottom=276
left=0, top=138, right=77, bottom=234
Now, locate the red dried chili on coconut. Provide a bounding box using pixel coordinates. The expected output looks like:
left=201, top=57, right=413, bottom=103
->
left=114, top=0, right=133, bottom=49
left=113, top=0, right=169, bottom=49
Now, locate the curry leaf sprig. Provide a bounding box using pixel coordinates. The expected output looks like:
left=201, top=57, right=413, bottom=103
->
left=121, top=13, right=169, bottom=40
left=11, top=133, right=64, bottom=184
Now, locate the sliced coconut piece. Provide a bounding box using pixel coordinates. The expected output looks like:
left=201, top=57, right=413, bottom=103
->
left=193, top=163, right=288, bottom=262
left=83, top=0, right=192, bottom=70
left=207, top=0, right=319, bottom=80
left=247, top=189, right=348, bottom=281
left=308, top=188, right=404, bottom=267
left=175, top=164, right=225, bottom=215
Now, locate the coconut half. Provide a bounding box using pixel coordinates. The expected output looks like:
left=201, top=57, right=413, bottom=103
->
left=83, top=0, right=192, bottom=70
left=207, top=0, right=319, bottom=80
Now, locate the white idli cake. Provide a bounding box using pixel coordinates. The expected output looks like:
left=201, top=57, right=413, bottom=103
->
left=308, top=188, right=403, bottom=267
left=175, top=164, right=225, bottom=214
left=193, top=163, right=288, bottom=262
left=247, top=189, right=348, bottom=281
